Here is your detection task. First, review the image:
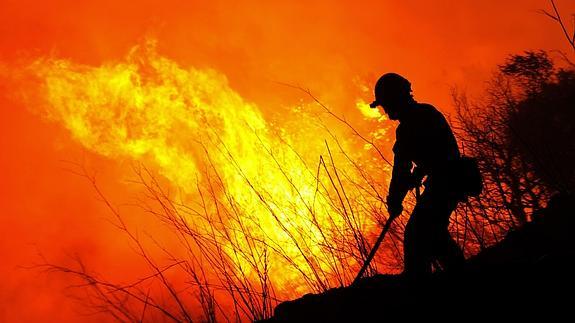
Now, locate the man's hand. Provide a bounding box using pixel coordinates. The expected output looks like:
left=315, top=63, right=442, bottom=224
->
left=386, top=202, right=403, bottom=220
left=386, top=193, right=403, bottom=220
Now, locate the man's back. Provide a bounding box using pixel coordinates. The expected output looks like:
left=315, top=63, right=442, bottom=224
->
left=393, top=103, right=460, bottom=175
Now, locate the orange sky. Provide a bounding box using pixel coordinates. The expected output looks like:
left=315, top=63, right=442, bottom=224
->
left=1, top=0, right=574, bottom=321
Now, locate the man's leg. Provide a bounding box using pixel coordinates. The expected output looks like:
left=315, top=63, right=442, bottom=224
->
left=432, top=197, right=465, bottom=272
left=403, top=195, right=433, bottom=280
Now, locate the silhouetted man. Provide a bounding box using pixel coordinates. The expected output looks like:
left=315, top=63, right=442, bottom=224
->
left=370, top=73, right=465, bottom=280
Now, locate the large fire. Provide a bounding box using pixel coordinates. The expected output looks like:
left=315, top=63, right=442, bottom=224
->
left=27, top=39, right=396, bottom=311
left=3, top=1, right=571, bottom=321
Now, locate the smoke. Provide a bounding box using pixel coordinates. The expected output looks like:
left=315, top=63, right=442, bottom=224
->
left=1, top=0, right=574, bottom=321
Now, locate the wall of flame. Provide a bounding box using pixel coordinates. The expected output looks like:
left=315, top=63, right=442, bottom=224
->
left=1, top=0, right=574, bottom=321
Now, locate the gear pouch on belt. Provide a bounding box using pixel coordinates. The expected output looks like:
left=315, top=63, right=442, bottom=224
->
left=454, top=156, right=483, bottom=197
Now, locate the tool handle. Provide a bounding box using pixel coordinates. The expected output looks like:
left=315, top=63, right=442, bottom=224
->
left=352, top=217, right=394, bottom=285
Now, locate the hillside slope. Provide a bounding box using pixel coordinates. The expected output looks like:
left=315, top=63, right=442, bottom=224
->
left=263, top=194, right=575, bottom=322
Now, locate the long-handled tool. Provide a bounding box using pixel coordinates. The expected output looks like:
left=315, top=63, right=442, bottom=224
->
left=352, top=185, right=421, bottom=285
left=352, top=215, right=395, bottom=285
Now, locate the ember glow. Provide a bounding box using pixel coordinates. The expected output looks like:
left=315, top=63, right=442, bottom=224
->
left=29, top=39, right=391, bottom=298
left=1, top=0, right=573, bottom=321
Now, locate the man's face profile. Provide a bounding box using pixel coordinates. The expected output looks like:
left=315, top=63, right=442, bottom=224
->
left=379, top=96, right=401, bottom=120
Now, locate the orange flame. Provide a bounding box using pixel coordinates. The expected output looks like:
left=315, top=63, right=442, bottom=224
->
left=28, top=39, right=393, bottom=298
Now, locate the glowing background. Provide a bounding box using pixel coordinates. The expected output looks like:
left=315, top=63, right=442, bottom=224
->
left=0, top=0, right=573, bottom=321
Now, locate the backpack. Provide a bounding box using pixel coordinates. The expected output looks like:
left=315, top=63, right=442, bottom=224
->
left=455, top=156, right=483, bottom=197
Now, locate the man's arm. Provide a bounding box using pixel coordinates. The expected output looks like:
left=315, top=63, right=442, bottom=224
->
left=386, top=151, right=413, bottom=218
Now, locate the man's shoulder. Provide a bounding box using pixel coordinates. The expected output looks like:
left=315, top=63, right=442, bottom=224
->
left=414, top=102, right=439, bottom=114
left=413, top=102, right=446, bottom=121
